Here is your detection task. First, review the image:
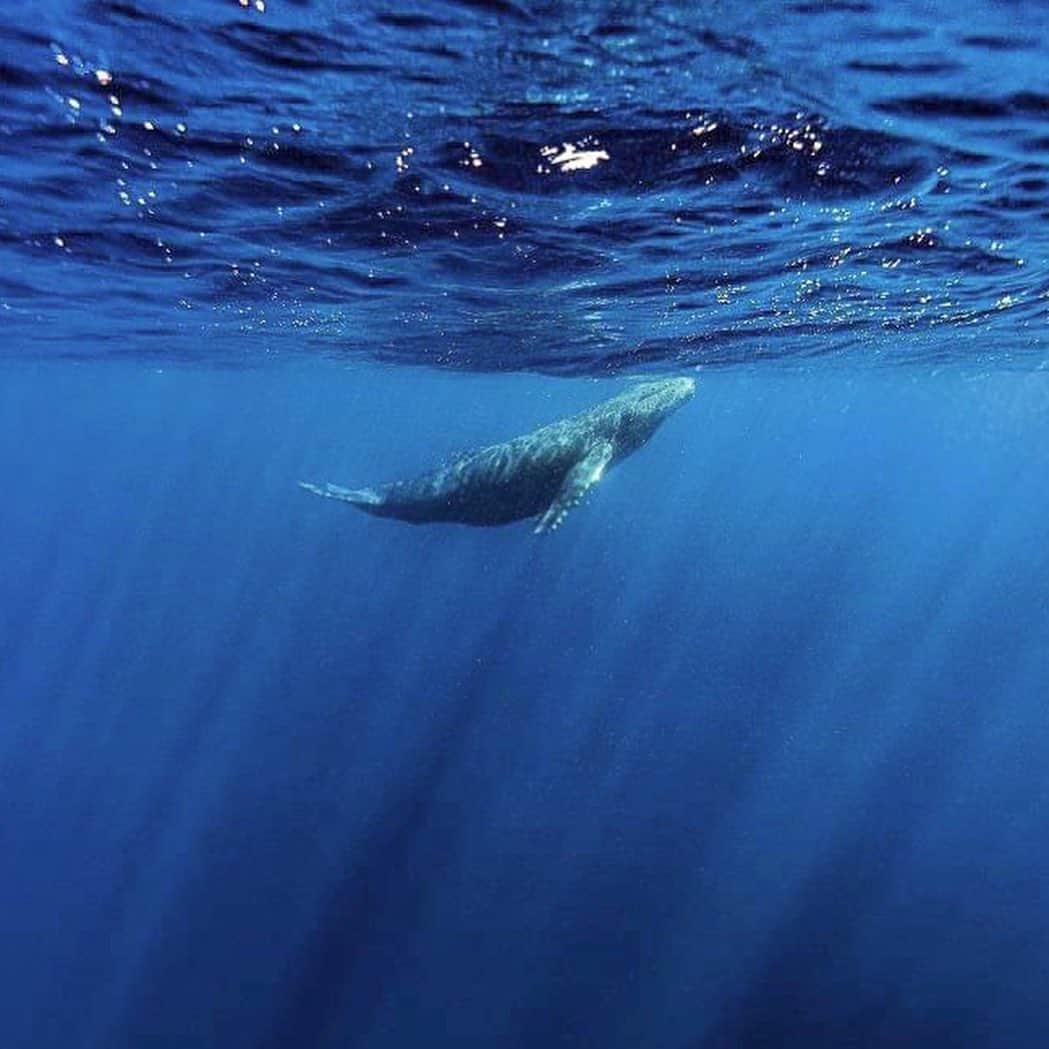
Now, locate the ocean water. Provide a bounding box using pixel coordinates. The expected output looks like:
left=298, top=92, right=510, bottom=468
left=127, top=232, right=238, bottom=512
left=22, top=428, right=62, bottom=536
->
left=1, top=2, right=1048, bottom=1047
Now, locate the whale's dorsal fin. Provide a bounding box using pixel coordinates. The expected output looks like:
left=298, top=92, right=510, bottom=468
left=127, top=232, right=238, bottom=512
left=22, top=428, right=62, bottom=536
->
left=534, top=439, right=615, bottom=534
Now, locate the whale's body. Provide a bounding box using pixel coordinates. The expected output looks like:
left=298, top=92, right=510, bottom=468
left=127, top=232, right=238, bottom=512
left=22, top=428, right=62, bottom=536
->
left=300, top=377, right=695, bottom=533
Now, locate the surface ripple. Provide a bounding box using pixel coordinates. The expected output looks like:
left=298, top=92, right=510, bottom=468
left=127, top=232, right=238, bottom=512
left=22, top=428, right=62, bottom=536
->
left=0, top=0, right=1045, bottom=372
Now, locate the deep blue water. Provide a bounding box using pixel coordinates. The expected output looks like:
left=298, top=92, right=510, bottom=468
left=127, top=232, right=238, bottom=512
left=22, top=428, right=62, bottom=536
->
left=2, top=2, right=1049, bottom=1047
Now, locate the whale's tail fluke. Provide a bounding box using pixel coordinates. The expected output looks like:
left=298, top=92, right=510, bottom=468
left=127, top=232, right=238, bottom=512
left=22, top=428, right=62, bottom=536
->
left=299, top=481, right=384, bottom=512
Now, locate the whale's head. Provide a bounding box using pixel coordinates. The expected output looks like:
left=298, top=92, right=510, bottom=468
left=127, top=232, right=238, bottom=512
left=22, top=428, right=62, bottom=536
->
left=638, top=375, right=695, bottom=411
left=610, top=376, right=695, bottom=453
left=623, top=376, right=695, bottom=424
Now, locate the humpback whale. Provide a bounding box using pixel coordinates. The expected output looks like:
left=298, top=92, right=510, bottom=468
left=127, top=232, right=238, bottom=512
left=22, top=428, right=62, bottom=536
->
left=300, top=376, right=695, bottom=533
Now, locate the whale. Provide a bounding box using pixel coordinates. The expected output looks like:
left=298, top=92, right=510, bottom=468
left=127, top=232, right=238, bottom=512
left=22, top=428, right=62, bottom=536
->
left=300, top=376, right=695, bottom=533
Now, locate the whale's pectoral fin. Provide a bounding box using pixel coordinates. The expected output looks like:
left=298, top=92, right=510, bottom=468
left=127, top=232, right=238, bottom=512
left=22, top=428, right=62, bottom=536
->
left=534, top=440, right=615, bottom=534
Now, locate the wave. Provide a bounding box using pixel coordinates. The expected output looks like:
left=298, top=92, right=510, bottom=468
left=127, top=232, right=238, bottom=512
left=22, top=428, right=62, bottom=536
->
left=0, top=0, right=1045, bottom=372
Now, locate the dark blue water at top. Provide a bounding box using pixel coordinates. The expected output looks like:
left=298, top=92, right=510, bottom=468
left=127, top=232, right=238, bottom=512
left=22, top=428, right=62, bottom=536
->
left=1, top=0, right=1046, bottom=369
left=1, top=3, right=1049, bottom=1049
